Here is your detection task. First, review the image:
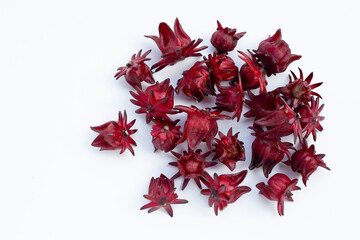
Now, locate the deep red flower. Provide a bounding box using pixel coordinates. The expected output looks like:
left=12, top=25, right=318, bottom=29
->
left=254, top=98, right=304, bottom=144
left=90, top=110, right=137, bottom=155
left=175, top=61, right=215, bottom=102
left=140, top=174, right=188, bottom=217
left=204, top=52, right=238, bottom=86
left=114, top=49, right=155, bottom=89
left=151, top=119, right=182, bottom=152
left=200, top=170, right=251, bottom=215
left=278, top=68, right=322, bottom=108
left=169, top=149, right=216, bottom=190
left=175, top=105, right=231, bottom=151
left=254, top=29, right=301, bottom=76
left=256, top=173, right=301, bottom=216
left=145, top=78, right=174, bottom=102
left=213, top=128, right=245, bottom=171
left=210, top=20, right=246, bottom=54
left=249, top=126, right=294, bottom=178
left=214, top=81, right=244, bottom=121
left=130, top=79, right=177, bottom=123
left=238, top=51, right=267, bottom=93
left=145, top=18, right=207, bottom=72
left=296, top=96, right=325, bottom=141
left=244, top=89, right=283, bottom=120
left=285, top=142, right=330, bottom=186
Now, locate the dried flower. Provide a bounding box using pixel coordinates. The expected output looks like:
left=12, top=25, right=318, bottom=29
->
left=140, top=174, right=188, bottom=217
left=200, top=170, right=251, bottom=215
left=175, top=105, right=231, bottom=150
left=214, top=81, right=244, bottom=121
left=130, top=79, right=177, bottom=123
left=249, top=126, right=294, bottom=178
left=256, top=173, right=301, bottom=216
left=204, top=52, right=238, bottom=85
left=146, top=18, right=207, bottom=72
left=213, top=128, right=245, bottom=171
left=91, top=110, right=137, bottom=155
left=151, top=119, right=182, bottom=152
left=169, top=149, right=216, bottom=190
left=285, top=142, right=330, bottom=186
left=254, top=29, right=301, bottom=76
left=210, top=20, right=246, bottom=53
left=278, top=68, right=322, bottom=108
left=254, top=98, right=304, bottom=144
left=244, top=89, right=283, bottom=120
left=238, top=51, right=267, bottom=93
left=114, top=49, right=155, bottom=89
left=175, top=61, right=215, bottom=102
left=296, top=96, right=325, bottom=141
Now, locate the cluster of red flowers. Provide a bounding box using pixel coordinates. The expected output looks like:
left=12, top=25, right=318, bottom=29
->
left=91, top=18, right=329, bottom=217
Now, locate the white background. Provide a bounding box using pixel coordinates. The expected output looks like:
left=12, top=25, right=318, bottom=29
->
left=1, top=0, right=359, bottom=239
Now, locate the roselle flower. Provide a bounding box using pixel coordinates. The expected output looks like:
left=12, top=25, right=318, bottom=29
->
left=210, top=20, right=246, bottom=54
left=204, top=52, right=238, bottom=86
left=296, top=97, right=325, bottom=141
left=256, top=173, right=301, bottom=216
left=278, top=68, right=322, bottom=108
left=285, top=142, right=330, bottom=186
left=151, top=119, right=182, bottom=152
left=200, top=171, right=251, bottom=215
left=140, top=174, right=188, bottom=217
left=213, top=128, right=245, bottom=171
left=90, top=110, right=137, bottom=155
left=145, top=18, right=207, bottom=72
left=238, top=51, right=267, bottom=93
left=254, top=29, right=301, bottom=76
left=175, top=61, right=215, bottom=102
left=254, top=98, right=304, bottom=144
left=169, top=149, right=216, bottom=190
left=114, top=49, right=155, bottom=89
left=175, top=105, right=231, bottom=151
left=244, top=89, right=283, bottom=120
left=145, top=78, right=174, bottom=101
left=249, top=126, right=294, bottom=178
left=214, top=81, right=244, bottom=121
left=130, top=79, right=177, bottom=123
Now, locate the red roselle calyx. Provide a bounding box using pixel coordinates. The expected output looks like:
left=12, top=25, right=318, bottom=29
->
left=151, top=119, right=182, bottom=153
left=285, top=142, right=330, bottom=186
left=214, top=80, right=244, bottom=121
left=145, top=18, right=207, bottom=72
left=146, top=78, right=175, bottom=100
left=238, top=51, right=268, bottom=93
left=140, top=174, right=188, bottom=217
left=204, top=52, right=238, bottom=86
left=210, top=20, right=246, bottom=54
left=256, top=173, right=301, bottom=216
left=91, top=110, right=137, bottom=155
left=175, top=105, right=231, bottom=151
left=169, top=149, right=216, bottom=190
left=254, top=98, right=304, bottom=144
left=254, top=29, right=301, bottom=76
left=175, top=61, right=215, bottom=102
left=278, top=68, right=322, bottom=108
left=114, top=49, right=155, bottom=89
left=213, top=128, right=245, bottom=171
left=249, top=126, right=294, bottom=178
left=244, top=89, right=283, bottom=120
left=200, top=170, right=251, bottom=215
left=130, top=79, right=177, bottom=123
left=296, top=97, right=325, bottom=141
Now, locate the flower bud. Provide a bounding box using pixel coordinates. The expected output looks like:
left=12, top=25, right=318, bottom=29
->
left=210, top=20, right=246, bottom=53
